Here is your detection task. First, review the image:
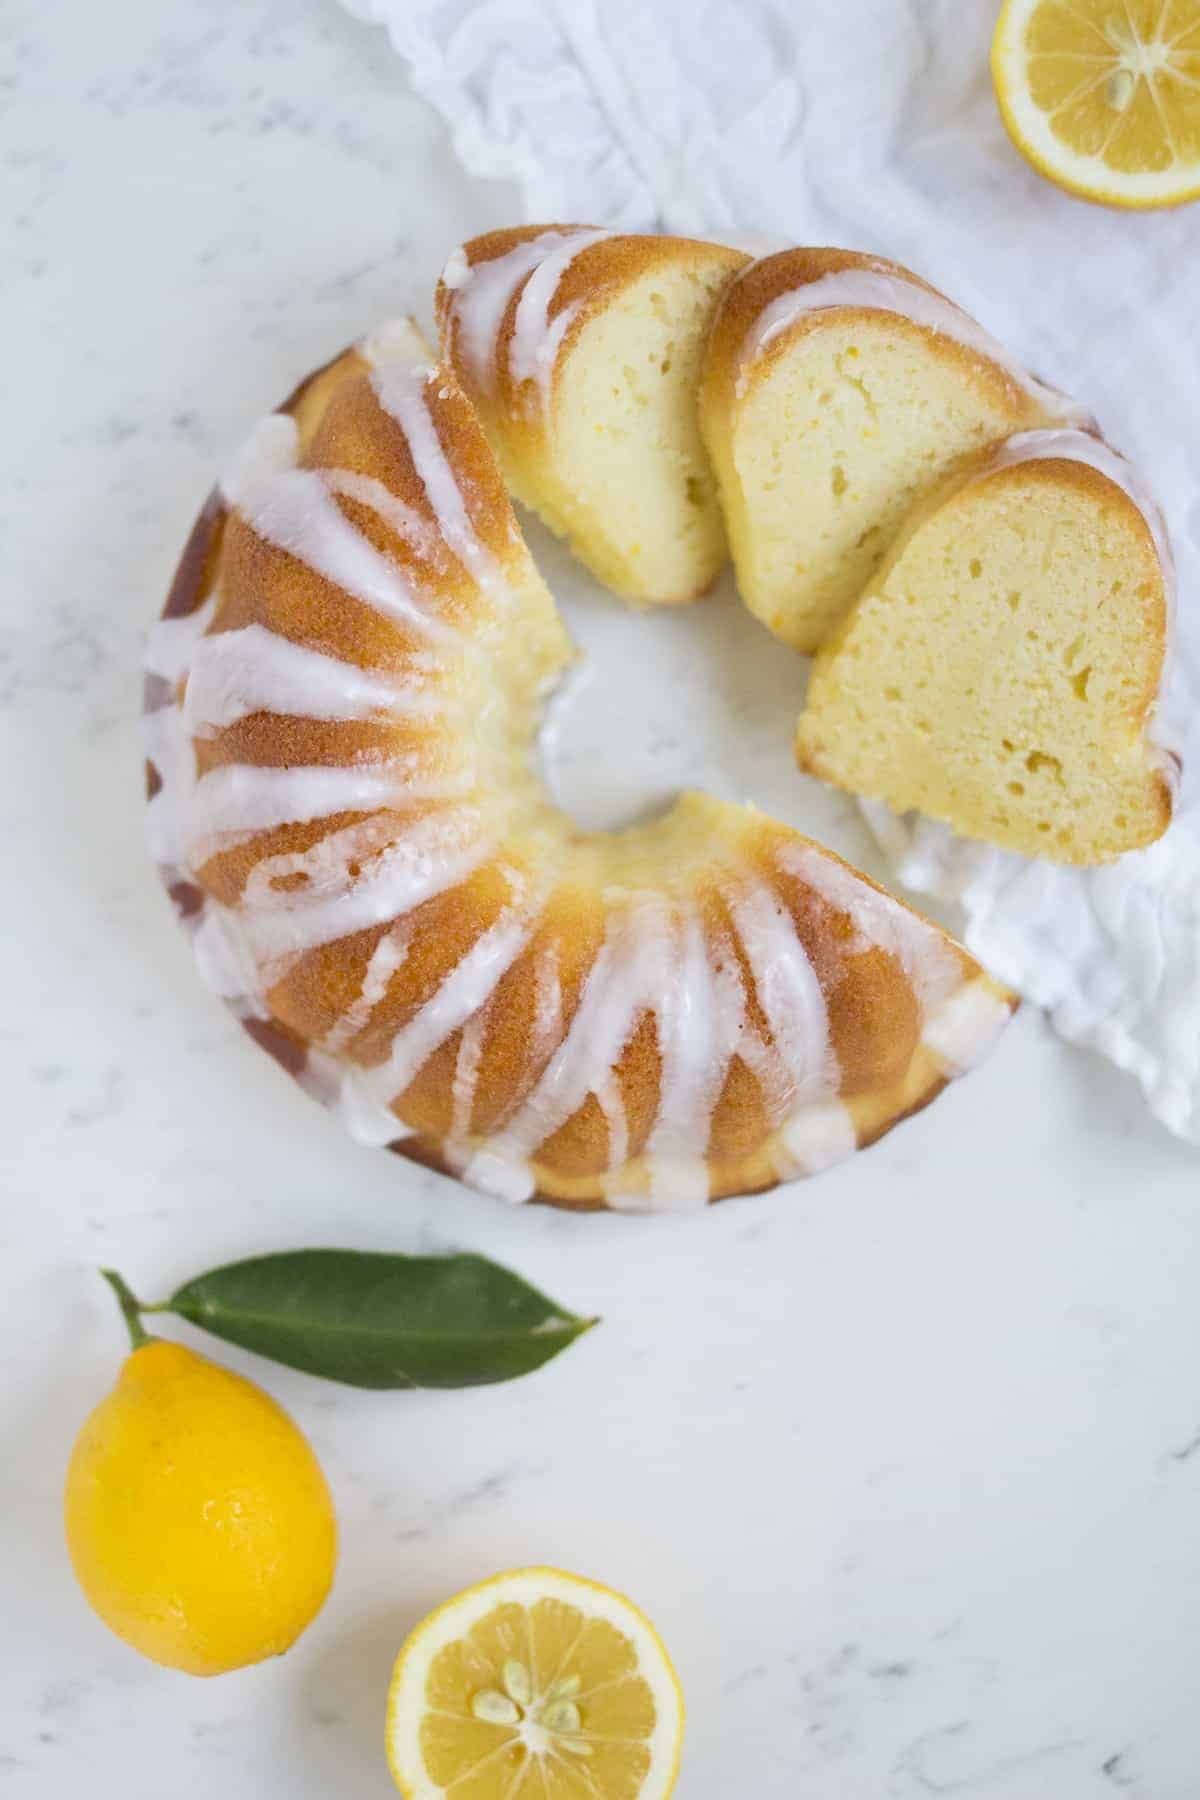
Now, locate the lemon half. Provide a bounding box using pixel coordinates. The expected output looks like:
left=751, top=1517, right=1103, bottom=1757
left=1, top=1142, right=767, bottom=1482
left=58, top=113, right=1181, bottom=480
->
left=386, top=1568, right=685, bottom=1798
left=992, top=0, right=1200, bottom=208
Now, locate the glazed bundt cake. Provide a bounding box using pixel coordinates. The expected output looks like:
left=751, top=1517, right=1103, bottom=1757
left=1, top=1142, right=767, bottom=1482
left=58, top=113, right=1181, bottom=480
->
left=797, top=428, right=1176, bottom=864
left=436, top=227, right=749, bottom=605
left=145, top=316, right=1017, bottom=1211
left=700, top=247, right=1091, bottom=653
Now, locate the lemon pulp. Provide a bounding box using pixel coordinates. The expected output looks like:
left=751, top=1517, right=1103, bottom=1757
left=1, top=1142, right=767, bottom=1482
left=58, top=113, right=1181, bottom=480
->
left=993, top=0, right=1200, bottom=206
left=386, top=1569, right=684, bottom=1799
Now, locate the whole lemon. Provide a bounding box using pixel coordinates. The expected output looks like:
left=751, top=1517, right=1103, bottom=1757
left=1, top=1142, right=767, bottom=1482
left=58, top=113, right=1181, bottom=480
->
left=65, top=1311, right=336, bottom=1677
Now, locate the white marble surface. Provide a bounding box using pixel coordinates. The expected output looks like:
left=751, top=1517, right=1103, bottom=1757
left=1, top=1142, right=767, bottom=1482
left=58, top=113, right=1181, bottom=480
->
left=4, top=2, right=1200, bottom=1796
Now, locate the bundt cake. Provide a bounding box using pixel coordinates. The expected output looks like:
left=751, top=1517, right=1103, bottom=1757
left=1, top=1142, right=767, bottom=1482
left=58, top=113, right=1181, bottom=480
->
left=700, top=247, right=1092, bottom=653
left=144, top=315, right=1017, bottom=1211
left=796, top=427, right=1176, bottom=864
left=436, top=227, right=749, bottom=605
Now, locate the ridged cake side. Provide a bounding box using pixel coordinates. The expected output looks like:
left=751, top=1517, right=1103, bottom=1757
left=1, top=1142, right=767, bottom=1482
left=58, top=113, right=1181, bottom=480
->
left=436, top=226, right=750, bottom=605
left=145, top=322, right=1016, bottom=1210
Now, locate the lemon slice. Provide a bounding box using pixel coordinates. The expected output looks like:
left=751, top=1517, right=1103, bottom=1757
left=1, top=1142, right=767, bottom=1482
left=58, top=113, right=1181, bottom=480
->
left=385, top=1568, right=685, bottom=1798
left=992, top=0, right=1200, bottom=208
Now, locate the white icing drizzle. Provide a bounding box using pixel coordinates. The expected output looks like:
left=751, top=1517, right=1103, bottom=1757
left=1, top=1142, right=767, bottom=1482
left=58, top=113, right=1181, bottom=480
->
left=184, top=761, right=467, bottom=863
left=466, top=899, right=673, bottom=1192
left=463, top=1148, right=538, bottom=1206
left=357, top=898, right=537, bottom=1111
left=144, top=592, right=217, bottom=684
left=191, top=900, right=265, bottom=1009
left=370, top=360, right=506, bottom=596
left=182, top=625, right=441, bottom=736
left=441, top=231, right=586, bottom=394
left=237, top=807, right=490, bottom=967
left=144, top=599, right=218, bottom=866
left=221, top=413, right=301, bottom=507
left=776, top=841, right=962, bottom=1021
left=641, top=909, right=743, bottom=1209
left=507, top=228, right=613, bottom=411
left=144, top=696, right=196, bottom=867
left=361, top=316, right=434, bottom=373
left=325, top=469, right=449, bottom=571
left=594, top=1072, right=629, bottom=1176
left=467, top=887, right=818, bottom=1208
left=724, top=881, right=839, bottom=1112
left=450, top=1006, right=489, bottom=1143
left=333, top=1065, right=416, bottom=1147
left=228, top=463, right=453, bottom=644
left=529, top=942, right=564, bottom=1071
left=729, top=1009, right=789, bottom=1122
left=323, top=923, right=412, bottom=1054
left=774, top=1103, right=858, bottom=1179
left=922, top=982, right=1013, bottom=1076
left=440, top=247, right=470, bottom=292
left=974, top=426, right=1179, bottom=770
left=776, top=842, right=1021, bottom=1077
left=737, top=259, right=1092, bottom=426
left=978, top=428, right=1174, bottom=582
left=441, top=228, right=613, bottom=412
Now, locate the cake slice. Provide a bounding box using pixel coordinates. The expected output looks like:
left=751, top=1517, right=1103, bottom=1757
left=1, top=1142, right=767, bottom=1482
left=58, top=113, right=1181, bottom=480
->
left=436, top=226, right=749, bottom=605
left=701, top=247, right=1088, bottom=653
left=796, top=429, right=1176, bottom=865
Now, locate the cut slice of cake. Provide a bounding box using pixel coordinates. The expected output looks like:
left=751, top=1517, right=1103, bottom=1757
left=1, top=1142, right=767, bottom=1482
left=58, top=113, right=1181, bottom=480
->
left=701, top=246, right=1089, bottom=653
left=796, top=429, right=1177, bottom=865
left=436, top=226, right=750, bottom=606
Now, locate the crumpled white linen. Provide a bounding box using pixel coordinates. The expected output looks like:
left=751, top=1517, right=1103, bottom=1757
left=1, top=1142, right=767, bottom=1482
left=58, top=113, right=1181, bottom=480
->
left=337, top=0, right=1200, bottom=1144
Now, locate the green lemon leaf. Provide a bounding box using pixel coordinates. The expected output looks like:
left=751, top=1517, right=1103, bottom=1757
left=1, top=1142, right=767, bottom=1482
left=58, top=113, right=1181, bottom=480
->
left=148, top=1249, right=597, bottom=1389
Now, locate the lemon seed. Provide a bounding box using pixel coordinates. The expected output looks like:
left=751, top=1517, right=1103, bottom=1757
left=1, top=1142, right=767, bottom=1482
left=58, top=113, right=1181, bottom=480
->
left=472, top=1690, right=520, bottom=1726
left=543, top=1699, right=582, bottom=1733
left=561, top=1737, right=594, bottom=1757
left=1105, top=68, right=1135, bottom=112
left=502, top=1659, right=532, bottom=1707
left=546, top=1673, right=581, bottom=1701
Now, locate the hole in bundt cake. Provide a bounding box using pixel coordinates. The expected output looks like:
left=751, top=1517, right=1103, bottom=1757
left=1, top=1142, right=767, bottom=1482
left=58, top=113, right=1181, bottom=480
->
left=522, top=510, right=860, bottom=850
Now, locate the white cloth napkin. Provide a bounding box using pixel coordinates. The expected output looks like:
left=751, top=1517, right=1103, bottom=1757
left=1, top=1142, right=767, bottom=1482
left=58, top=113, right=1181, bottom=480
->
left=338, top=0, right=1200, bottom=1145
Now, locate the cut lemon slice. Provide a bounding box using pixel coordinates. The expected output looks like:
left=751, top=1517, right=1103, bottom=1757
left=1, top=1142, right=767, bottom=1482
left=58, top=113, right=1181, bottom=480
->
left=992, top=0, right=1200, bottom=208
left=385, top=1568, right=685, bottom=1798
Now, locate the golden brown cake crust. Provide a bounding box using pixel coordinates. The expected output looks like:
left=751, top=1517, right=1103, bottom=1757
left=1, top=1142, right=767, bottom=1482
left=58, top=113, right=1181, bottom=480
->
left=435, top=227, right=751, bottom=605
left=436, top=225, right=750, bottom=430
left=147, top=328, right=1017, bottom=1208
left=702, top=245, right=1048, bottom=425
